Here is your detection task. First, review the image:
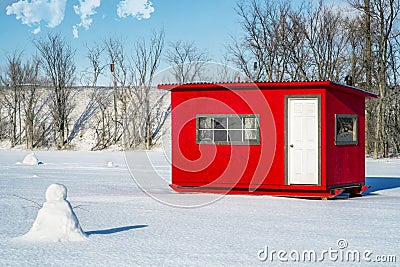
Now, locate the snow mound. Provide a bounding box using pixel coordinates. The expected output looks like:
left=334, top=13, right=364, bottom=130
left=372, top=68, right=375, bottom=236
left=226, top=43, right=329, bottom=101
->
left=20, top=152, right=43, bottom=165
left=19, top=183, right=87, bottom=242
left=107, top=161, right=117, bottom=167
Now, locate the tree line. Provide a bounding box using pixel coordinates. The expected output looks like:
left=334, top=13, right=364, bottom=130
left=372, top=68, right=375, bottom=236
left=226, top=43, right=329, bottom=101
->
left=228, top=0, right=400, bottom=158
left=0, top=0, right=399, bottom=158
left=0, top=31, right=209, bottom=150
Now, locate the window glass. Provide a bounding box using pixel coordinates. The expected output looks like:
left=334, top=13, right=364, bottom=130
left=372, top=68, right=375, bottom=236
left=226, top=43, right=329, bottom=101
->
left=198, top=130, right=212, bottom=141
left=196, top=114, right=260, bottom=145
left=244, top=130, right=258, bottom=140
left=335, top=114, right=358, bottom=145
left=214, top=129, right=227, bottom=141
left=228, top=130, right=242, bottom=142
left=228, top=116, right=242, bottom=129
left=214, top=117, right=227, bottom=129
left=244, top=117, right=257, bottom=129
left=199, top=117, right=212, bottom=129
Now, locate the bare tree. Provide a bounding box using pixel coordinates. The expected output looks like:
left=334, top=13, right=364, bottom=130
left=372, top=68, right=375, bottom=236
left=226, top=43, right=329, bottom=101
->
left=0, top=51, right=24, bottom=147
left=229, top=0, right=313, bottom=81
left=385, top=39, right=400, bottom=155
left=230, top=0, right=356, bottom=82
left=232, top=0, right=291, bottom=81
left=84, top=42, right=113, bottom=150
left=347, top=0, right=400, bottom=158
left=165, top=40, right=209, bottom=83
left=84, top=42, right=106, bottom=87
left=34, top=33, right=76, bottom=149
left=304, top=1, right=350, bottom=80
left=104, top=36, right=126, bottom=144
left=226, top=37, right=256, bottom=80
left=91, top=87, right=114, bottom=150
left=0, top=84, right=6, bottom=141
left=352, top=0, right=400, bottom=158
left=0, top=53, right=46, bottom=149
left=21, top=57, right=41, bottom=149
left=230, top=0, right=400, bottom=158
left=129, top=31, right=166, bottom=149
left=373, top=0, right=400, bottom=158
left=93, top=32, right=168, bottom=150
left=364, top=0, right=374, bottom=155
left=282, top=7, right=310, bottom=81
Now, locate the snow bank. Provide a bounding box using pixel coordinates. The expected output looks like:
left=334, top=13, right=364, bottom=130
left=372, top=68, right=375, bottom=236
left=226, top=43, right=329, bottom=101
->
left=19, top=184, right=87, bottom=242
left=19, top=152, right=43, bottom=165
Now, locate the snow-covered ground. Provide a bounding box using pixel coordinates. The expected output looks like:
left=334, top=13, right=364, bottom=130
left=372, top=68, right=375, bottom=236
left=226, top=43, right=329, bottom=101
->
left=0, top=150, right=399, bottom=266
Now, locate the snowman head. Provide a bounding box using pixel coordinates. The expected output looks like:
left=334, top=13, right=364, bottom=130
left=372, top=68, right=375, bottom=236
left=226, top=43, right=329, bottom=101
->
left=45, top=184, right=67, bottom=201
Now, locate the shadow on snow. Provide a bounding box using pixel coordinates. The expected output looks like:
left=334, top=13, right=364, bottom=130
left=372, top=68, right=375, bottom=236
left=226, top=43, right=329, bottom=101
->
left=364, top=177, right=400, bottom=195
left=85, top=225, right=148, bottom=236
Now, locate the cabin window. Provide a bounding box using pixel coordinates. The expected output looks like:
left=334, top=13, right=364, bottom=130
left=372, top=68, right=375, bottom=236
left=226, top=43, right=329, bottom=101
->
left=196, top=114, right=260, bottom=145
left=335, top=114, right=358, bottom=145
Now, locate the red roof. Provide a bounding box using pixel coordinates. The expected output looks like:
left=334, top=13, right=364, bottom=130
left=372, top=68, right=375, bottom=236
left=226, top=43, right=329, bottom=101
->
left=158, top=81, right=378, bottom=98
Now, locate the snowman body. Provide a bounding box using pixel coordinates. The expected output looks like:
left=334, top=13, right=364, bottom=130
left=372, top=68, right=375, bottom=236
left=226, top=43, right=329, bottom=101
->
left=23, top=184, right=87, bottom=242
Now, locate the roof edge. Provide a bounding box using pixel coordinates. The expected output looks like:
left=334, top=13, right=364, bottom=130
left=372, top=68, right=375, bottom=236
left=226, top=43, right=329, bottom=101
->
left=158, top=80, right=378, bottom=98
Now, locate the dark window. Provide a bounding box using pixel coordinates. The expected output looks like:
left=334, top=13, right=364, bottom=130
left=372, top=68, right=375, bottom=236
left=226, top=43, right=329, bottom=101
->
left=196, top=114, right=260, bottom=145
left=214, top=117, right=227, bottom=129
left=335, top=114, right=358, bottom=145
left=228, top=130, right=242, bottom=142
left=214, top=130, right=227, bottom=141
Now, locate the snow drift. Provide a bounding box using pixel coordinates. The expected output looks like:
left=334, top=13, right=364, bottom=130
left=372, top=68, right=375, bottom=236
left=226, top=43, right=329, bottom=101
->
left=19, top=183, right=87, bottom=242
left=19, top=152, right=43, bottom=165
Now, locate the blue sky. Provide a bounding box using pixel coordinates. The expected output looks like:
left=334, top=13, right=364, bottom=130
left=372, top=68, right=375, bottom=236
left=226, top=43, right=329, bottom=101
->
left=1, top=0, right=240, bottom=84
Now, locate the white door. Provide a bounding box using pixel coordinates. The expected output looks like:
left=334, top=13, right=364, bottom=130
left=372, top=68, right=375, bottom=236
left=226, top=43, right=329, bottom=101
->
left=288, top=98, right=319, bottom=185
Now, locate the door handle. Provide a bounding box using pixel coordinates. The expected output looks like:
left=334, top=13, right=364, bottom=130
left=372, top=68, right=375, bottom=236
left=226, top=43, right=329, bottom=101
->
left=290, top=144, right=294, bottom=148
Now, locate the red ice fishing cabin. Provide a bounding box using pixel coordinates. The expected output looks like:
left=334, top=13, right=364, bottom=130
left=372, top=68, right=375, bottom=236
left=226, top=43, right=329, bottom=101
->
left=158, top=81, right=378, bottom=199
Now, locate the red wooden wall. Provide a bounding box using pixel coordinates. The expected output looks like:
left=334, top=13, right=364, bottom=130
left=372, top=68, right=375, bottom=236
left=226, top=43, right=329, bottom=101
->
left=160, top=81, right=375, bottom=195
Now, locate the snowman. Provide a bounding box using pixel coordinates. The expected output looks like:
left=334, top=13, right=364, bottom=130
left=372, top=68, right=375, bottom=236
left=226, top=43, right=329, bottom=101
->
left=21, top=183, right=87, bottom=242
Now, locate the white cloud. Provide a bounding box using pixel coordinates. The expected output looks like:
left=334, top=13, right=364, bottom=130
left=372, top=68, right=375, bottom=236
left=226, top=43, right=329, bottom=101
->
left=73, top=0, right=101, bottom=38
left=6, top=0, right=67, bottom=28
left=72, top=25, right=79, bottom=38
left=32, top=26, right=41, bottom=34
left=117, top=0, right=154, bottom=20
left=6, top=0, right=154, bottom=38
